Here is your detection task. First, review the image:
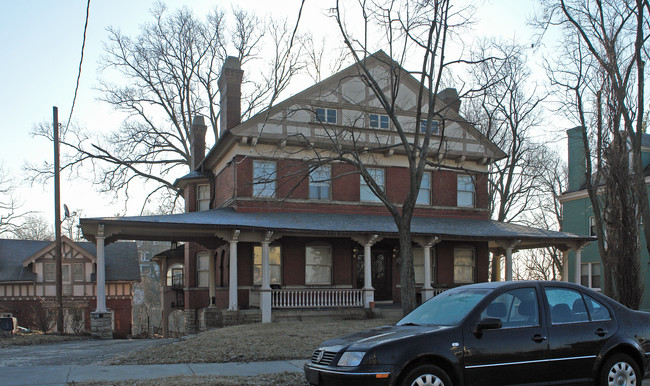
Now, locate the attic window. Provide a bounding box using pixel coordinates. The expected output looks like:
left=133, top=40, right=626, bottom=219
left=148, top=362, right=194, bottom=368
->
left=370, top=114, right=389, bottom=129
left=315, top=108, right=337, bottom=124
left=419, top=119, right=440, bottom=134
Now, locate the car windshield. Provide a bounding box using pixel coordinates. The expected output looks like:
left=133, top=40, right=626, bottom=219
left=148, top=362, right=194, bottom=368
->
left=397, top=287, right=492, bottom=326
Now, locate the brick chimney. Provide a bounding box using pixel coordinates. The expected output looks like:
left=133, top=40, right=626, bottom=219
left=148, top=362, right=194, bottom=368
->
left=190, top=115, right=207, bottom=169
left=218, top=56, right=244, bottom=136
left=437, top=88, right=461, bottom=113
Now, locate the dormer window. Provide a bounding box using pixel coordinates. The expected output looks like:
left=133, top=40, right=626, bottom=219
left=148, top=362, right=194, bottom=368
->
left=419, top=119, right=440, bottom=134
left=370, top=114, right=389, bottom=129
left=197, top=184, right=210, bottom=211
left=315, top=108, right=337, bottom=124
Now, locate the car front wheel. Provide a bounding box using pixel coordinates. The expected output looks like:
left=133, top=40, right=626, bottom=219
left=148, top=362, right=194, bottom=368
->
left=599, top=353, right=640, bottom=386
left=402, top=364, right=452, bottom=386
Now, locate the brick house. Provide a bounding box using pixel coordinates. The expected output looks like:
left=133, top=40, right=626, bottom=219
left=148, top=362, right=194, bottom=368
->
left=80, top=51, right=592, bottom=336
left=0, top=237, right=140, bottom=338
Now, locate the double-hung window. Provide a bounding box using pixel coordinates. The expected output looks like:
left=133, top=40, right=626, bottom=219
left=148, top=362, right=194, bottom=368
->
left=197, top=184, right=210, bottom=211
left=360, top=168, right=385, bottom=202
left=253, top=160, right=277, bottom=198
left=305, top=245, right=332, bottom=285
left=419, top=119, right=440, bottom=134
left=309, top=165, right=331, bottom=200
left=581, top=262, right=601, bottom=290
left=370, top=114, right=389, bottom=129
left=416, top=172, right=431, bottom=205
left=413, top=247, right=435, bottom=284
left=253, top=245, right=282, bottom=285
left=457, top=174, right=475, bottom=207
left=196, top=252, right=209, bottom=287
left=589, top=216, right=597, bottom=237
left=315, top=108, right=337, bottom=124
left=454, top=248, right=475, bottom=283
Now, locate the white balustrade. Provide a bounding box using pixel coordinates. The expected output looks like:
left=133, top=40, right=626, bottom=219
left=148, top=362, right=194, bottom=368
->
left=270, top=288, right=364, bottom=309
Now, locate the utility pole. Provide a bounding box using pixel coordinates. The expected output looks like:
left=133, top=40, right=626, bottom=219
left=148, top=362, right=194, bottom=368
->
left=53, top=106, right=64, bottom=334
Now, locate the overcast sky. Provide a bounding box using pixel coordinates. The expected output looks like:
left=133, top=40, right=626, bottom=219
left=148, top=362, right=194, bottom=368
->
left=0, top=0, right=542, bottom=229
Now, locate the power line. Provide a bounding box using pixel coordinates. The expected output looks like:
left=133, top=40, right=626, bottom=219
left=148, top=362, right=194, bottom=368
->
left=65, top=0, right=91, bottom=132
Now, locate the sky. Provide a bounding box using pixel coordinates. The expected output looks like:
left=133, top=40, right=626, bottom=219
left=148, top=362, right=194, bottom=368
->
left=0, top=0, right=544, bottom=230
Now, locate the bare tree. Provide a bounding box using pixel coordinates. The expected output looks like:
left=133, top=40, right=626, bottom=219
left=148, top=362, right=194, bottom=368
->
left=14, top=215, right=54, bottom=241
left=539, top=0, right=649, bottom=307
left=27, top=2, right=303, bottom=213
left=0, top=166, right=26, bottom=237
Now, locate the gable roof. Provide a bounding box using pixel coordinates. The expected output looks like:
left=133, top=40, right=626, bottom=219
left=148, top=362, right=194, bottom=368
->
left=0, top=239, right=140, bottom=283
left=201, top=50, right=506, bottom=171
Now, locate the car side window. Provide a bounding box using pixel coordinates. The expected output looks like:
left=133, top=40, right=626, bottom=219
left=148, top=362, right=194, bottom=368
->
left=583, top=294, right=612, bottom=321
left=480, top=287, right=539, bottom=328
left=544, top=287, right=590, bottom=324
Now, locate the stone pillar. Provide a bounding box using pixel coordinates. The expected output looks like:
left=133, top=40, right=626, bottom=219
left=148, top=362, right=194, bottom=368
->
left=91, top=224, right=112, bottom=339
left=184, top=309, right=197, bottom=335
left=208, top=250, right=216, bottom=307
left=261, top=231, right=273, bottom=323
left=228, top=230, right=240, bottom=311
left=90, top=311, right=112, bottom=339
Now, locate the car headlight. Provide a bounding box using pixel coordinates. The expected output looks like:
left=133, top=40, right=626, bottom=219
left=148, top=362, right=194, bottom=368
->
left=337, top=351, right=365, bottom=367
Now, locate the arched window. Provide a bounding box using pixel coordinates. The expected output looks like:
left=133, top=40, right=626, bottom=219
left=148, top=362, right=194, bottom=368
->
left=166, top=263, right=184, bottom=288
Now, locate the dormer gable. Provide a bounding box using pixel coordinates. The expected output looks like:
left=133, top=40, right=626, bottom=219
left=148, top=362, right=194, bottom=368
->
left=22, top=236, right=96, bottom=267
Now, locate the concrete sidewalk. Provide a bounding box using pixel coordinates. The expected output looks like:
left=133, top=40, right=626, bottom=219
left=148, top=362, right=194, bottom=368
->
left=0, top=360, right=307, bottom=385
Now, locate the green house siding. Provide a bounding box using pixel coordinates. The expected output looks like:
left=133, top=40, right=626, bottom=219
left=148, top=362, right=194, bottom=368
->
left=562, top=128, right=650, bottom=311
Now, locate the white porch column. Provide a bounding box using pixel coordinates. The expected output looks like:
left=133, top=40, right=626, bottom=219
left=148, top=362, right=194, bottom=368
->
left=208, top=250, right=216, bottom=308
left=261, top=231, right=273, bottom=323
left=95, top=224, right=106, bottom=313
left=228, top=230, right=240, bottom=311
left=414, top=236, right=440, bottom=302
left=574, top=247, right=583, bottom=284
left=498, top=240, right=521, bottom=282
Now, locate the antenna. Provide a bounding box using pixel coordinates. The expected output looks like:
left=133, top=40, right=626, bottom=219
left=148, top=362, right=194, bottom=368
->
left=64, top=204, right=70, bottom=219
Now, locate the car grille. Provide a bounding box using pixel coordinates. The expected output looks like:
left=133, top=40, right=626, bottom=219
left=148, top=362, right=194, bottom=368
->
left=311, top=349, right=338, bottom=365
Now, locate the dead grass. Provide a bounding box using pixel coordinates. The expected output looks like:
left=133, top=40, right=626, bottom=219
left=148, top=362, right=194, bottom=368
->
left=72, top=372, right=307, bottom=386
left=0, top=332, right=89, bottom=348
left=110, top=316, right=399, bottom=365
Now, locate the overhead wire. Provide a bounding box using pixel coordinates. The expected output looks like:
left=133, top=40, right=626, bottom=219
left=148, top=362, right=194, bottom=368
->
left=64, top=0, right=92, bottom=133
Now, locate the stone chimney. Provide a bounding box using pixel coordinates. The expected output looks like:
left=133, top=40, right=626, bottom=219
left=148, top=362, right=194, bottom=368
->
left=567, top=127, right=587, bottom=191
left=437, top=88, right=461, bottom=113
left=218, top=56, right=244, bottom=136
left=190, top=115, right=207, bottom=169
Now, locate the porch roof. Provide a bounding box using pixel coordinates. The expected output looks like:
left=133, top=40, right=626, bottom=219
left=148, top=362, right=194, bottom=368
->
left=79, top=208, right=593, bottom=251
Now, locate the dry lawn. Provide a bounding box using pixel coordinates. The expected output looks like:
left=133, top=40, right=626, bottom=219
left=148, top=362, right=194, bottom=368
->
left=0, top=332, right=89, bottom=348
left=73, top=372, right=307, bottom=386
left=111, top=316, right=399, bottom=365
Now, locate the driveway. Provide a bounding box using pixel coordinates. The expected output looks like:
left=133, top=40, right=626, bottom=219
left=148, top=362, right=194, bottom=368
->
left=0, top=338, right=172, bottom=367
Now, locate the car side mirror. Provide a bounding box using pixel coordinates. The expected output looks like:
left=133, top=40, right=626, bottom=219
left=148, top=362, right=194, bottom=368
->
left=473, top=317, right=502, bottom=337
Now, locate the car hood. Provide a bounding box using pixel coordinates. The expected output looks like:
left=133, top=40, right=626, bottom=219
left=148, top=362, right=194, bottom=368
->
left=318, top=324, right=451, bottom=352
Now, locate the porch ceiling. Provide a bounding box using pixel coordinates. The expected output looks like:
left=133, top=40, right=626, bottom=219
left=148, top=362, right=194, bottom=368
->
left=79, top=208, right=593, bottom=251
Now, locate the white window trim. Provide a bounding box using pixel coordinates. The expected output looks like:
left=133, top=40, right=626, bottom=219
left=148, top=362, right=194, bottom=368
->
left=309, top=165, right=331, bottom=200
left=419, top=119, right=440, bottom=134
left=305, top=244, right=333, bottom=285
left=315, top=108, right=337, bottom=125
left=457, top=174, right=475, bottom=208
left=196, top=252, right=209, bottom=288
left=453, top=247, right=476, bottom=284
left=416, top=171, right=432, bottom=206
left=253, top=160, right=277, bottom=198
left=197, top=184, right=210, bottom=211
left=360, top=168, right=385, bottom=203
left=581, top=262, right=601, bottom=291
left=370, top=113, right=390, bottom=129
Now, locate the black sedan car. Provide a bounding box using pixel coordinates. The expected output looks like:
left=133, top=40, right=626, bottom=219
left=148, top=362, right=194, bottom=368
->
left=304, top=281, right=650, bottom=386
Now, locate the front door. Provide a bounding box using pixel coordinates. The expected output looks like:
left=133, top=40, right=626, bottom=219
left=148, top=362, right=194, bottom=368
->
left=371, top=250, right=391, bottom=300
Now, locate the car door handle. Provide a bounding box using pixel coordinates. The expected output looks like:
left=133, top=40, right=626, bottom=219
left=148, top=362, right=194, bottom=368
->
left=595, top=328, right=608, bottom=337
left=532, top=334, right=547, bottom=343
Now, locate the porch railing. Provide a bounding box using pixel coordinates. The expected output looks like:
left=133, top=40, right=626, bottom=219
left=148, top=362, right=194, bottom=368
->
left=249, top=288, right=364, bottom=309
left=273, top=288, right=364, bottom=309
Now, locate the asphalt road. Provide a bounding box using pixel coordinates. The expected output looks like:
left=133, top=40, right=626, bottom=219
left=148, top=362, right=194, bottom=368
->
left=0, top=338, right=172, bottom=366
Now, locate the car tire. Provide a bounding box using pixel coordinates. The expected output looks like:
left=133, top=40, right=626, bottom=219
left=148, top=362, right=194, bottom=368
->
left=402, top=364, right=452, bottom=386
left=599, top=353, right=640, bottom=386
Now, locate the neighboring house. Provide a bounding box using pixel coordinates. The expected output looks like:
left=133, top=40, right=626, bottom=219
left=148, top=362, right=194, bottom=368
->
left=560, top=128, right=650, bottom=311
left=0, top=237, right=140, bottom=338
left=136, top=240, right=165, bottom=279
left=80, top=51, right=591, bottom=336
